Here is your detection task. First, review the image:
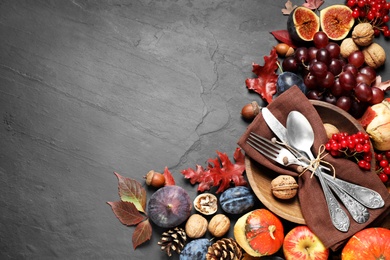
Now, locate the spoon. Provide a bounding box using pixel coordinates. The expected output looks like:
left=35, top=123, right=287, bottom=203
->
left=286, top=111, right=350, bottom=232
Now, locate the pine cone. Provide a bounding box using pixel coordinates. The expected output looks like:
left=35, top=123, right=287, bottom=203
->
left=158, top=227, right=187, bottom=256
left=206, top=237, right=242, bottom=260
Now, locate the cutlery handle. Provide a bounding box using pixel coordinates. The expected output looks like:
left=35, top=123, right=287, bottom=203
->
left=322, top=173, right=385, bottom=209
left=316, top=168, right=350, bottom=232
left=324, top=178, right=369, bottom=224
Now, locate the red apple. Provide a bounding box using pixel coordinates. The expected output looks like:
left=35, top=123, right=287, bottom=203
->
left=283, top=226, right=329, bottom=260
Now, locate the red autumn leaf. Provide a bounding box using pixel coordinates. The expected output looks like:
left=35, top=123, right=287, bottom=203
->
left=163, top=166, right=176, bottom=186
left=270, top=30, right=296, bottom=48
left=132, top=219, right=152, bottom=250
left=181, top=147, right=247, bottom=193
left=245, top=48, right=279, bottom=104
left=282, top=0, right=297, bottom=15
left=107, top=201, right=146, bottom=226
left=115, top=172, right=147, bottom=213
left=302, top=0, right=324, bottom=10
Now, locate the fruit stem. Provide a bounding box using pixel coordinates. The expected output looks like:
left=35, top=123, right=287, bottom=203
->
left=268, top=225, right=276, bottom=240
left=276, top=61, right=283, bottom=74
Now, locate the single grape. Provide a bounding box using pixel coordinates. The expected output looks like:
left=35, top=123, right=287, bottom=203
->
left=319, top=71, right=335, bottom=88
left=349, top=98, right=369, bottom=118
left=323, top=92, right=337, bottom=105
left=282, top=56, right=299, bottom=73
left=343, top=63, right=358, bottom=77
left=339, top=71, right=357, bottom=91
left=348, top=50, right=365, bottom=68
left=354, top=82, right=373, bottom=102
left=359, top=66, right=376, bottom=83
left=326, top=42, right=341, bottom=59
left=356, top=73, right=372, bottom=85
left=295, top=47, right=309, bottom=64
left=331, top=78, right=348, bottom=97
left=328, top=58, right=343, bottom=76
left=307, top=47, right=318, bottom=61
left=307, top=90, right=323, bottom=100
left=304, top=73, right=318, bottom=89
left=336, top=96, right=352, bottom=111
left=313, top=31, right=329, bottom=48
left=309, top=61, right=328, bottom=78
left=370, top=87, right=385, bottom=105
left=316, top=48, right=332, bottom=65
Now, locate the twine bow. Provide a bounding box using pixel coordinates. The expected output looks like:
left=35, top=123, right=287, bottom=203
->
left=298, top=144, right=336, bottom=178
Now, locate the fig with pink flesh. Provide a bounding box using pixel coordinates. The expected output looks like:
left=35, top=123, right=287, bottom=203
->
left=147, top=185, right=192, bottom=228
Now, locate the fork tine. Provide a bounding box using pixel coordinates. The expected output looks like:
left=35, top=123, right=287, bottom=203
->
left=248, top=133, right=281, bottom=154
left=246, top=139, right=278, bottom=162
left=249, top=132, right=285, bottom=150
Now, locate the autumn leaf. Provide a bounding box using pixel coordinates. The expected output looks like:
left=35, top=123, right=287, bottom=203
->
left=302, top=0, right=324, bottom=10
left=372, top=75, right=390, bottom=91
left=245, top=48, right=279, bottom=104
left=107, top=201, right=146, bottom=226
left=163, top=166, right=176, bottom=186
left=270, top=30, right=297, bottom=48
left=181, top=147, right=247, bottom=193
left=282, top=0, right=297, bottom=15
left=115, top=172, right=147, bottom=213
left=132, top=219, right=152, bottom=250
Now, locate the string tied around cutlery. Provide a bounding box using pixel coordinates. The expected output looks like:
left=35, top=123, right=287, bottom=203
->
left=272, top=138, right=336, bottom=178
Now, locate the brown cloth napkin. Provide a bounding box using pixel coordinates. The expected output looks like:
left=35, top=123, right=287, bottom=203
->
left=238, top=86, right=390, bottom=251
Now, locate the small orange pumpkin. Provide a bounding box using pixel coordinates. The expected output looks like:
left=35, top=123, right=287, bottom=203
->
left=234, top=209, right=284, bottom=257
left=341, top=227, right=390, bottom=260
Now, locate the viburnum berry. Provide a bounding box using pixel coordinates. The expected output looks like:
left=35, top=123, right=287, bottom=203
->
left=378, top=173, right=389, bottom=183
left=379, top=159, right=389, bottom=168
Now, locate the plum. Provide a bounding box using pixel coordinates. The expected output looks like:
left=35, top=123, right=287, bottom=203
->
left=147, top=185, right=191, bottom=228
left=179, top=238, right=211, bottom=260
left=276, top=72, right=307, bottom=95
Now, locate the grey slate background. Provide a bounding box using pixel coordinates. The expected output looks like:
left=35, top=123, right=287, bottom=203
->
left=0, top=0, right=388, bottom=259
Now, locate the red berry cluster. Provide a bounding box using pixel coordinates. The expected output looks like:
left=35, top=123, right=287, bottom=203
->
left=325, top=131, right=372, bottom=170
left=347, top=0, right=390, bottom=37
left=375, top=150, right=390, bottom=183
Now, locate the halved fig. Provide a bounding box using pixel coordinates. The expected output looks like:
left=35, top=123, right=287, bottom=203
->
left=320, top=5, right=355, bottom=41
left=287, top=7, right=320, bottom=44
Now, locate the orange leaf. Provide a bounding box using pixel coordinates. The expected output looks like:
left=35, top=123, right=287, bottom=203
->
left=132, top=219, right=152, bottom=250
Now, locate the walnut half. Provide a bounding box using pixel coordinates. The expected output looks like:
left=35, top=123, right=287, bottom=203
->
left=193, top=193, right=218, bottom=215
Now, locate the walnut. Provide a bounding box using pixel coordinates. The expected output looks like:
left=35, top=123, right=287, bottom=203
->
left=208, top=214, right=230, bottom=237
left=340, top=38, right=360, bottom=59
left=363, top=42, right=386, bottom=69
left=185, top=214, right=208, bottom=238
left=193, top=193, right=218, bottom=215
left=352, top=23, right=375, bottom=46
left=271, top=175, right=299, bottom=199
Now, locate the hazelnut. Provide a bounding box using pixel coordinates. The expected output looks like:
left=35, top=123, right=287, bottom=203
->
left=208, top=214, right=230, bottom=237
left=241, top=101, right=261, bottom=121
left=362, top=42, right=386, bottom=69
left=275, top=43, right=294, bottom=57
left=193, top=193, right=218, bottom=215
left=271, top=175, right=299, bottom=199
left=340, top=38, right=360, bottom=59
left=185, top=214, right=208, bottom=238
left=144, top=170, right=165, bottom=188
left=352, top=23, right=375, bottom=47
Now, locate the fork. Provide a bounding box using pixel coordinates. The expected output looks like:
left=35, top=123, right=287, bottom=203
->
left=247, top=132, right=374, bottom=224
left=246, top=132, right=384, bottom=209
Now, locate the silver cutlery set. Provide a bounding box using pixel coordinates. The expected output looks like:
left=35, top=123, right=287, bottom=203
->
left=246, top=107, right=385, bottom=232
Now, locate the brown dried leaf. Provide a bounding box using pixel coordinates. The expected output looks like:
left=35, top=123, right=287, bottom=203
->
left=132, top=219, right=152, bottom=250
left=282, top=0, right=297, bottom=15
left=372, top=75, right=390, bottom=91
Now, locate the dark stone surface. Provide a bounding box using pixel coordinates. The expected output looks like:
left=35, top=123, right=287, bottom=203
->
left=0, top=0, right=389, bottom=259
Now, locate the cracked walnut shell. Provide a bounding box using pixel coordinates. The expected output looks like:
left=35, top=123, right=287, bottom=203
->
left=363, top=43, right=386, bottom=69
left=193, top=193, right=218, bottom=215
left=352, top=23, right=375, bottom=46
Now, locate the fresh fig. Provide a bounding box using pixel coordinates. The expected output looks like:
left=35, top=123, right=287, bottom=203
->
left=287, top=6, right=320, bottom=44
left=147, top=185, right=192, bottom=228
left=320, top=5, right=355, bottom=41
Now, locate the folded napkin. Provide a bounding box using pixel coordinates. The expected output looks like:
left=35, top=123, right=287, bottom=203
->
left=238, top=86, right=390, bottom=251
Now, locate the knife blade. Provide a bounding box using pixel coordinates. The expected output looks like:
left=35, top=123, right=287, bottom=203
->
left=262, top=107, right=288, bottom=143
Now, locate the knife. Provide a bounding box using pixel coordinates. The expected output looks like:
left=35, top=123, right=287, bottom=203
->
left=262, top=107, right=288, bottom=143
